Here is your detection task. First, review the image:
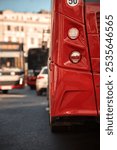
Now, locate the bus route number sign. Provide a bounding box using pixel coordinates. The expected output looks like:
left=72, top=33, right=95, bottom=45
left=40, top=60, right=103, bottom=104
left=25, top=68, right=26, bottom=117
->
left=67, top=0, right=79, bottom=6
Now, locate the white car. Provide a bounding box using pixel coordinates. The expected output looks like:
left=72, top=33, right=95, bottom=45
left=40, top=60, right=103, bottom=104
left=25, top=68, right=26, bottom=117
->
left=36, top=66, right=48, bottom=95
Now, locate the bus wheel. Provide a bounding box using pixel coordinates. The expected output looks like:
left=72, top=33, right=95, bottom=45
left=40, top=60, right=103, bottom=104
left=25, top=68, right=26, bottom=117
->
left=2, top=90, right=8, bottom=94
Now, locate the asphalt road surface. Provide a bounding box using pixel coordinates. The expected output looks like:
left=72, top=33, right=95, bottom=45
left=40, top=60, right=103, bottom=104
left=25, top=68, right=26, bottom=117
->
left=0, top=86, right=100, bottom=150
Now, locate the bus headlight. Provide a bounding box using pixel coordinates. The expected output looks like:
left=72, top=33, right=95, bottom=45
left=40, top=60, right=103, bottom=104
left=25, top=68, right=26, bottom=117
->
left=68, top=28, right=79, bottom=40
left=70, top=51, right=81, bottom=64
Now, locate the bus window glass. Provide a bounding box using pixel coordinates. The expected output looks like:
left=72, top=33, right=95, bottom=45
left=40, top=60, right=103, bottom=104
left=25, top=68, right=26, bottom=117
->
left=0, top=57, right=24, bottom=69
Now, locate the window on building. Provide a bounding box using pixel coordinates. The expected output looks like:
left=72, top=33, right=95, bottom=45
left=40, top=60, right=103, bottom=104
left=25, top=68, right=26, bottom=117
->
left=15, top=26, right=19, bottom=31
left=27, top=17, right=32, bottom=21
left=7, top=25, right=11, bottom=31
left=47, top=29, right=50, bottom=33
left=21, top=26, right=24, bottom=31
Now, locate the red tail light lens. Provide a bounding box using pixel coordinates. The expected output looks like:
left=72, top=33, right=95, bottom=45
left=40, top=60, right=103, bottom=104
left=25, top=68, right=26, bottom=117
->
left=70, top=51, right=81, bottom=64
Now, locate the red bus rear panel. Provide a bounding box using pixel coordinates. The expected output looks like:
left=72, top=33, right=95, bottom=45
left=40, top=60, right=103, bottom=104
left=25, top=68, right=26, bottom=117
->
left=49, top=0, right=100, bottom=124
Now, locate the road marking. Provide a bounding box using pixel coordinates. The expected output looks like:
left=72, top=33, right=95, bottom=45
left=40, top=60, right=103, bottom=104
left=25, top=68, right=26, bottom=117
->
left=0, top=94, right=26, bottom=98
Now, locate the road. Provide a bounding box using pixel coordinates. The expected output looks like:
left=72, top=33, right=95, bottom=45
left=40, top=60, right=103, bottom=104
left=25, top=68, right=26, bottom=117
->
left=0, top=87, right=100, bottom=150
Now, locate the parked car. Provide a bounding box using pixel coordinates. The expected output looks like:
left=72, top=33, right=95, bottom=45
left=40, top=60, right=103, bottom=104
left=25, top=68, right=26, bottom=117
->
left=36, top=66, right=48, bottom=95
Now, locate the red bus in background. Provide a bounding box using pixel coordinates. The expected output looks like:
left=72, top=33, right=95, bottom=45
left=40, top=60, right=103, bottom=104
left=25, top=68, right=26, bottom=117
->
left=48, top=0, right=100, bottom=131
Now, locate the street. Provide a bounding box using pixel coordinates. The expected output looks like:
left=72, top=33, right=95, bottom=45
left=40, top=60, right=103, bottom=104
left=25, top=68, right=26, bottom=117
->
left=0, top=87, right=100, bottom=150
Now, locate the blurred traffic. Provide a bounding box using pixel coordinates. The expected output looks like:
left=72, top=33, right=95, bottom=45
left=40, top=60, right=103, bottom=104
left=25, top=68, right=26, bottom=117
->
left=36, top=66, right=48, bottom=96
left=0, top=9, right=50, bottom=94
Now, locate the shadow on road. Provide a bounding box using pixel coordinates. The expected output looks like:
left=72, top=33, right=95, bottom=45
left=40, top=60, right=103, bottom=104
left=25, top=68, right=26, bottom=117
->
left=49, top=122, right=100, bottom=150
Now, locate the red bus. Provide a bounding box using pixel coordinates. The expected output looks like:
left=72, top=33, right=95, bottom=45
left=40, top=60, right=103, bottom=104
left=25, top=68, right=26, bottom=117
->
left=48, top=0, right=100, bottom=131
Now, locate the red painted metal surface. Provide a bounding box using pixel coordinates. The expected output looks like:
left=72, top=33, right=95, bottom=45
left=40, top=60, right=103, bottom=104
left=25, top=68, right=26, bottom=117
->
left=49, top=0, right=100, bottom=124
left=85, top=2, right=100, bottom=115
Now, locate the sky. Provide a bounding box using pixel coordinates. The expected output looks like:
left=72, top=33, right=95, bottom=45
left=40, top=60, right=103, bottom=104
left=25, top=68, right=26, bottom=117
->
left=0, top=0, right=51, bottom=12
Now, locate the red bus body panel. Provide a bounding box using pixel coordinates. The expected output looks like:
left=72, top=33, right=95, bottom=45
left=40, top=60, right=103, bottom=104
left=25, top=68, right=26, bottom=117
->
left=49, top=0, right=100, bottom=122
left=85, top=2, right=100, bottom=115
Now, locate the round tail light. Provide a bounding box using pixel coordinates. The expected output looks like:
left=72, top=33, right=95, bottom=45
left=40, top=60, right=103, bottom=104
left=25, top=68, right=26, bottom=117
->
left=68, top=28, right=79, bottom=40
left=70, top=51, right=81, bottom=64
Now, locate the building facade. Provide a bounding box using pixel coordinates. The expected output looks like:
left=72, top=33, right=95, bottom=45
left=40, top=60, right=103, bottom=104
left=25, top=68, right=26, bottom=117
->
left=0, top=10, right=51, bottom=57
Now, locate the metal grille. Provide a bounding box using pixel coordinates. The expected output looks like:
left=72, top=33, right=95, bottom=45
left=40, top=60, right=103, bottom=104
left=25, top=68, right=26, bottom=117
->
left=96, top=12, right=100, bottom=34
